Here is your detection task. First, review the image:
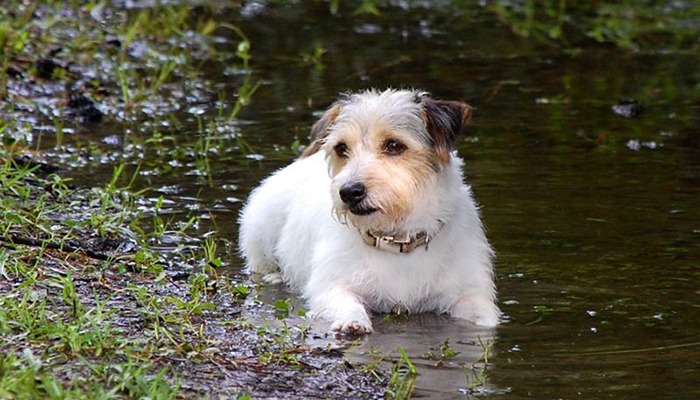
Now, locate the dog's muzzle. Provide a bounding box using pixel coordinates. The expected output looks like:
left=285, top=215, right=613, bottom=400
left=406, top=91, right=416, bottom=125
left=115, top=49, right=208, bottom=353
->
left=339, top=182, right=377, bottom=215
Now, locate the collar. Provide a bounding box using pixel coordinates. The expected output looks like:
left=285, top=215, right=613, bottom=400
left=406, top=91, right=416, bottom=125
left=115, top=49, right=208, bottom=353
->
left=360, top=221, right=444, bottom=254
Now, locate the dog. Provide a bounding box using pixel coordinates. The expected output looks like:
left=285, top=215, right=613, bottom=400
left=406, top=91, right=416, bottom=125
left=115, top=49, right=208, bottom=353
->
left=238, top=89, right=500, bottom=334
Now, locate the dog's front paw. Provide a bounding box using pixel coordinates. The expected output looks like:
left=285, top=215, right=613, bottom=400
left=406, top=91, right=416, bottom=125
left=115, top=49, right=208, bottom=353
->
left=261, top=272, right=283, bottom=285
left=331, top=318, right=373, bottom=334
left=308, top=286, right=374, bottom=334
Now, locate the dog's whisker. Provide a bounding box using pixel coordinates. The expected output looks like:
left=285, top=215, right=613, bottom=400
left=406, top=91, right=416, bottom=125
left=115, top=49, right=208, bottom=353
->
left=331, top=207, right=349, bottom=226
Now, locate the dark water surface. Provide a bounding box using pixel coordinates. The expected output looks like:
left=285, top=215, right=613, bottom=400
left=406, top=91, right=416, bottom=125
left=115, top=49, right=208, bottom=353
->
left=53, top=2, right=699, bottom=399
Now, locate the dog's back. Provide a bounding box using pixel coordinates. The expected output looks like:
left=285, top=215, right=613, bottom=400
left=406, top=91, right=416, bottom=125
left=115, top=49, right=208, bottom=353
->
left=238, top=152, right=329, bottom=284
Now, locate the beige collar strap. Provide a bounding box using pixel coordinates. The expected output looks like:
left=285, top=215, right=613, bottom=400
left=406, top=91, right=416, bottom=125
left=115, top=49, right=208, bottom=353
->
left=360, top=221, right=444, bottom=254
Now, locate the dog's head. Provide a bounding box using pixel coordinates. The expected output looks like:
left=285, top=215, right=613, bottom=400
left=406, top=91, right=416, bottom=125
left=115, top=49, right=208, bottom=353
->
left=302, top=89, right=471, bottom=233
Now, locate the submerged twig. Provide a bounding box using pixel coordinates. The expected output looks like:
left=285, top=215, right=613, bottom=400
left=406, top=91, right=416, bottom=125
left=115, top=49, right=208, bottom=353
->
left=0, top=235, right=114, bottom=261
left=557, top=341, right=700, bottom=357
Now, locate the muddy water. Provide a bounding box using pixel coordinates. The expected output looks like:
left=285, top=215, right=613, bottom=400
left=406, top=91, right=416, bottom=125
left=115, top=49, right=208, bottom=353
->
left=55, top=2, right=699, bottom=399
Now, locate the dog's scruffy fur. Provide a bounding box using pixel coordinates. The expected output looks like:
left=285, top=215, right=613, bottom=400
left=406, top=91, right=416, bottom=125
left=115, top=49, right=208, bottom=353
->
left=239, top=89, right=500, bottom=334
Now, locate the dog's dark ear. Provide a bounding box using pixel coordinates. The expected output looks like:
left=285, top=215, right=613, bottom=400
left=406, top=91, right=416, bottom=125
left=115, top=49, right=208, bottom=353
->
left=301, top=103, right=342, bottom=157
left=420, top=97, right=472, bottom=165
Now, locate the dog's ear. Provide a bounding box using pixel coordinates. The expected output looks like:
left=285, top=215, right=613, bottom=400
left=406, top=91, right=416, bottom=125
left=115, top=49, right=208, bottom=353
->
left=420, top=96, right=472, bottom=165
left=301, top=103, right=342, bottom=157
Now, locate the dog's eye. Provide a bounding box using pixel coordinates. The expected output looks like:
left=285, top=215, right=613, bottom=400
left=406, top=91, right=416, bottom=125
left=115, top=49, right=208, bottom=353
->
left=333, top=142, right=349, bottom=158
left=383, top=139, right=407, bottom=156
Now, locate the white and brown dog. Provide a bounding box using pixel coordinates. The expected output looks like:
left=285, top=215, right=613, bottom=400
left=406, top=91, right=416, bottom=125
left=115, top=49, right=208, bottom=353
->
left=239, top=89, right=500, bottom=334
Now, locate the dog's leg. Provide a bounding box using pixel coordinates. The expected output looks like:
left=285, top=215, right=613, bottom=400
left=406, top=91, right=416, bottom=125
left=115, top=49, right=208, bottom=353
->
left=246, top=258, right=282, bottom=285
left=308, top=286, right=373, bottom=334
left=240, top=238, right=283, bottom=284
left=450, top=292, right=500, bottom=327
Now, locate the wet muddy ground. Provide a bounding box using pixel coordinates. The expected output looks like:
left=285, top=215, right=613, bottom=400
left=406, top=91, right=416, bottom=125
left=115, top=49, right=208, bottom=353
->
left=2, top=1, right=700, bottom=399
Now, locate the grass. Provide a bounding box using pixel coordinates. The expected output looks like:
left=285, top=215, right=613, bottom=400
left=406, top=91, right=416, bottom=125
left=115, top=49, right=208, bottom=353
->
left=0, top=159, right=181, bottom=397
left=462, top=336, right=494, bottom=395
left=1, top=0, right=260, bottom=187
left=385, top=346, right=418, bottom=400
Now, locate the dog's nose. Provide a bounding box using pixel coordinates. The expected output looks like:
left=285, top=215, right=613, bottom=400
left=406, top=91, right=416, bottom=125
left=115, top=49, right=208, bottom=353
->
left=339, top=182, right=367, bottom=205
